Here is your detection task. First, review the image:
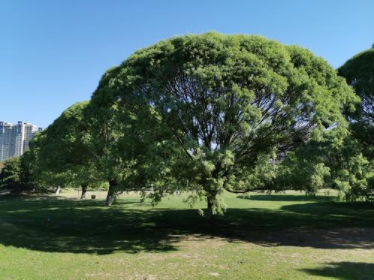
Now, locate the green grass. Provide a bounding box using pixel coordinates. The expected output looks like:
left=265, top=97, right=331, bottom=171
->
left=0, top=190, right=373, bottom=279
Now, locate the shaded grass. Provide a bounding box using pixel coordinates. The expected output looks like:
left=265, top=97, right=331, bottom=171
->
left=300, top=262, right=374, bottom=280
left=0, top=191, right=373, bottom=279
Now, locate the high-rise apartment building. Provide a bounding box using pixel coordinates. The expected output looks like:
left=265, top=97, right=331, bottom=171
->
left=0, top=121, right=42, bottom=161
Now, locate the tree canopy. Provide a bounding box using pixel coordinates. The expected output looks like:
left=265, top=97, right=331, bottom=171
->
left=338, top=46, right=374, bottom=159
left=0, top=157, right=35, bottom=194
left=25, top=102, right=101, bottom=197
left=93, top=33, right=358, bottom=216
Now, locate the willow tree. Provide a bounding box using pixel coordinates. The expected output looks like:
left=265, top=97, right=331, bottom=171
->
left=101, top=33, right=358, bottom=217
left=338, top=46, right=374, bottom=159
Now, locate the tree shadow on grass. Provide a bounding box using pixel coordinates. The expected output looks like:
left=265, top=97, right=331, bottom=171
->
left=300, top=262, right=374, bottom=280
left=238, top=194, right=336, bottom=202
left=221, top=201, right=374, bottom=250
left=0, top=196, right=373, bottom=255
left=0, top=197, right=207, bottom=255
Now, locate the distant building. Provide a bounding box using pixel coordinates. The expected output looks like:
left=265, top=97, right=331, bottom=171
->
left=0, top=121, right=42, bottom=161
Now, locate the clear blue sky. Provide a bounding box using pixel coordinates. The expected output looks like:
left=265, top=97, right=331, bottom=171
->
left=1, top=0, right=373, bottom=128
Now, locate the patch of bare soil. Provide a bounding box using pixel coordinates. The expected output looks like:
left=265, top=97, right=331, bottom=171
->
left=228, top=227, right=374, bottom=250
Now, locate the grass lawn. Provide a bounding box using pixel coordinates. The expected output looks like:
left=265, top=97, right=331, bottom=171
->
left=0, top=190, right=373, bottom=279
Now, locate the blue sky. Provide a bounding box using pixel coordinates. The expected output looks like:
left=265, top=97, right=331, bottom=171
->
left=1, top=0, right=373, bottom=128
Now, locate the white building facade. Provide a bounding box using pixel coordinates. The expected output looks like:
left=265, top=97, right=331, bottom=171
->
left=0, top=121, right=42, bottom=161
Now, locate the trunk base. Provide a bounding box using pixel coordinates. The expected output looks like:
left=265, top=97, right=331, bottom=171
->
left=106, top=196, right=114, bottom=206
left=81, top=185, right=88, bottom=199
left=106, top=180, right=117, bottom=206
left=206, top=199, right=216, bottom=223
left=55, top=186, right=61, bottom=195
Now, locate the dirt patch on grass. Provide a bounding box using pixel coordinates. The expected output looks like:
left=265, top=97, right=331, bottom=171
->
left=148, top=227, right=374, bottom=254
left=228, top=227, right=374, bottom=250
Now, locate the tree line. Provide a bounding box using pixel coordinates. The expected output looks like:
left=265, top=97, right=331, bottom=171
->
left=1, top=33, right=373, bottom=217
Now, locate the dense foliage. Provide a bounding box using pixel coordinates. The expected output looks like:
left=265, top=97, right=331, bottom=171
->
left=338, top=46, right=374, bottom=159
left=280, top=129, right=373, bottom=201
left=24, top=102, right=102, bottom=198
left=93, top=33, right=358, bottom=215
left=86, top=68, right=154, bottom=205
left=0, top=157, right=35, bottom=194
left=24, top=33, right=373, bottom=214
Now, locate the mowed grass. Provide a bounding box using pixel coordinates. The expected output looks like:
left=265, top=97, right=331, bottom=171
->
left=0, top=190, right=373, bottom=279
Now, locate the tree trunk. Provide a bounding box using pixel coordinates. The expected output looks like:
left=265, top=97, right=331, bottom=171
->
left=106, top=180, right=117, bottom=206
left=81, top=184, right=88, bottom=199
left=55, top=186, right=61, bottom=195
left=206, top=197, right=216, bottom=222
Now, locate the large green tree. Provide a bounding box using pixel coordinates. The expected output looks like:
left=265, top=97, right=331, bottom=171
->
left=109, top=33, right=359, bottom=216
left=338, top=46, right=374, bottom=159
left=92, top=33, right=359, bottom=216
left=87, top=68, right=152, bottom=206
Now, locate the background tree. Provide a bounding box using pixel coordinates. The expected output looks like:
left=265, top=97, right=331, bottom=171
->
left=25, top=102, right=102, bottom=198
left=101, top=33, right=359, bottom=217
left=0, top=157, right=22, bottom=193
left=279, top=128, right=373, bottom=201
left=23, top=132, right=65, bottom=193
left=0, top=157, right=35, bottom=194
left=338, top=46, right=374, bottom=159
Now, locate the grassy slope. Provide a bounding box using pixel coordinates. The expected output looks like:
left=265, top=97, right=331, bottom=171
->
left=0, top=191, right=373, bottom=279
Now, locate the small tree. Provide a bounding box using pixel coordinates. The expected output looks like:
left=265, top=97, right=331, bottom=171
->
left=0, top=157, right=35, bottom=194
left=0, top=158, right=22, bottom=193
